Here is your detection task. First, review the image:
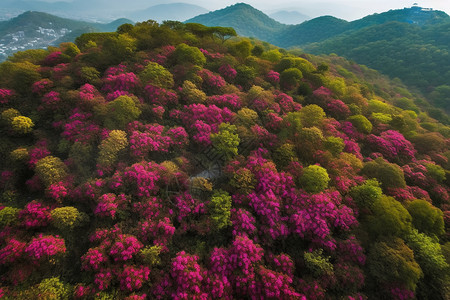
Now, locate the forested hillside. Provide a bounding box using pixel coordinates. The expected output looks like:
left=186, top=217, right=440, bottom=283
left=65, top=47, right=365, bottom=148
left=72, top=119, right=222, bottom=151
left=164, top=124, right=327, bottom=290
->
left=0, top=20, right=449, bottom=299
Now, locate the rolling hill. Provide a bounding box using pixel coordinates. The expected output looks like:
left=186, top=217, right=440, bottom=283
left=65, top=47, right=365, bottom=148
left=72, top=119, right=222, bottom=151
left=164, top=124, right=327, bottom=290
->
left=186, top=4, right=450, bottom=119
left=186, top=3, right=287, bottom=41
left=0, top=11, right=132, bottom=61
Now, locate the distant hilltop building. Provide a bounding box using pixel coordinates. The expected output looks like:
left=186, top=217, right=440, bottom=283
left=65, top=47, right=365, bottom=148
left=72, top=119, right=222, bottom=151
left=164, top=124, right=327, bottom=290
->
left=410, top=3, right=433, bottom=11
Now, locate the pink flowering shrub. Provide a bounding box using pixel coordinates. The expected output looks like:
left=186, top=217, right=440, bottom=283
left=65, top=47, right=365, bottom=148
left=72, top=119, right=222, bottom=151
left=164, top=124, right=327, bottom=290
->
left=119, top=265, right=150, bottom=292
left=144, top=84, right=178, bottom=106
left=46, top=181, right=68, bottom=202
left=171, top=251, right=207, bottom=299
left=198, top=69, right=226, bottom=92
left=25, top=234, right=66, bottom=260
left=32, top=79, right=53, bottom=95
left=218, top=64, right=237, bottom=80
left=366, top=130, right=415, bottom=162
left=109, top=234, right=143, bottom=262
left=60, top=109, right=101, bottom=143
left=266, top=70, right=280, bottom=84
left=0, top=88, right=14, bottom=104
left=207, top=94, right=241, bottom=110
left=0, top=239, right=26, bottom=265
left=18, top=201, right=52, bottom=228
left=102, top=72, right=140, bottom=93
left=127, top=122, right=188, bottom=158
left=81, top=247, right=108, bottom=271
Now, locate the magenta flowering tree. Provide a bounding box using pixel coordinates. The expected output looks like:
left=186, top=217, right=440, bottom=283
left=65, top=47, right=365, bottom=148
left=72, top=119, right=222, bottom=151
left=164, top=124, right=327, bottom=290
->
left=366, top=130, right=416, bottom=163
left=327, top=99, right=351, bottom=120
left=144, top=84, right=178, bottom=106
left=59, top=109, right=101, bottom=144
left=25, top=234, right=66, bottom=261
left=18, top=201, right=52, bottom=229
left=127, top=121, right=188, bottom=158
left=0, top=88, right=14, bottom=104
left=198, top=69, right=226, bottom=93
left=171, top=251, right=208, bottom=299
left=31, top=79, right=53, bottom=96
left=207, top=94, right=241, bottom=111
left=102, top=72, right=141, bottom=93
left=218, top=64, right=237, bottom=81
left=274, top=92, right=302, bottom=114
left=39, top=91, right=61, bottom=111
left=266, top=70, right=280, bottom=84
left=0, top=238, right=26, bottom=265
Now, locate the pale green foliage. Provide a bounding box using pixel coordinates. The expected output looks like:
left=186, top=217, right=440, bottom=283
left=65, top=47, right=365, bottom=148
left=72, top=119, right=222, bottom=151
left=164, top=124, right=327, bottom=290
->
left=139, top=61, right=174, bottom=88
left=348, top=114, right=373, bottom=134
left=140, top=245, right=162, bottom=266
left=181, top=80, right=207, bottom=103
left=36, top=277, right=72, bottom=300
left=11, top=116, right=34, bottom=134
left=371, top=112, right=392, bottom=124
left=0, top=207, right=20, bottom=227
left=324, top=136, right=344, bottom=156
left=325, top=77, right=347, bottom=98
left=349, top=179, right=382, bottom=210
left=97, top=130, right=128, bottom=168
left=367, top=196, right=412, bottom=238
left=237, top=107, right=259, bottom=126
left=405, top=228, right=449, bottom=278
left=105, top=95, right=141, bottom=129
left=174, top=43, right=206, bottom=66
left=10, top=147, right=28, bottom=161
left=407, top=200, right=445, bottom=237
left=261, top=49, right=283, bottom=62
left=1, top=108, right=20, bottom=123
left=425, top=163, right=446, bottom=183
left=51, top=207, right=87, bottom=230
left=35, top=156, right=68, bottom=186
left=367, top=238, right=422, bottom=291
left=299, top=165, right=330, bottom=193
left=209, top=190, right=232, bottom=230
left=299, top=104, right=325, bottom=127
left=211, top=123, right=240, bottom=160
left=304, top=249, right=334, bottom=276
left=368, top=99, right=392, bottom=114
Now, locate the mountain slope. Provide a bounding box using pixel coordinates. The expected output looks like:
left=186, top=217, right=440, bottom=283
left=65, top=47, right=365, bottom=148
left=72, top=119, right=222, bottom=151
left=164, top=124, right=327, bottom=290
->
left=303, top=19, right=450, bottom=115
left=186, top=3, right=287, bottom=41
left=128, top=3, right=209, bottom=23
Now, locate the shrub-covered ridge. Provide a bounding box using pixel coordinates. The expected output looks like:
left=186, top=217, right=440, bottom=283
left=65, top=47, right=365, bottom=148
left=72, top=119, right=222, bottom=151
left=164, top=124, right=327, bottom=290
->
left=0, top=21, right=449, bottom=299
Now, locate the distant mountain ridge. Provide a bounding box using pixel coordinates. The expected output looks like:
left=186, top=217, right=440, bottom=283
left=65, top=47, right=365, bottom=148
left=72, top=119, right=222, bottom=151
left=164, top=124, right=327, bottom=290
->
left=269, top=10, right=310, bottom=25
left=127, top=3, right=209, bottom=23
left=186, top=3, right=287, bottom=41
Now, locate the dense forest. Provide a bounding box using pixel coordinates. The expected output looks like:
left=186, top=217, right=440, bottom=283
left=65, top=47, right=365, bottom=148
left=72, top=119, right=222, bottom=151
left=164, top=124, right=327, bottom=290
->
left=0, top=20, right=449, bottom=299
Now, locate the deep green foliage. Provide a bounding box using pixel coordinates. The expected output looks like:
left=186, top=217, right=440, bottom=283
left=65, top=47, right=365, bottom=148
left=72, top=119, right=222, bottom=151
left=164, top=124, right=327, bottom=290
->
left=299, top=165, right=330, bottom=193
left=367, top=238, right=422, bottom=292
left=407, top=200, right=445, bottom=237
left=361, top=158, right=406, bottom=189
left=367, top=196, right=412, bottom=238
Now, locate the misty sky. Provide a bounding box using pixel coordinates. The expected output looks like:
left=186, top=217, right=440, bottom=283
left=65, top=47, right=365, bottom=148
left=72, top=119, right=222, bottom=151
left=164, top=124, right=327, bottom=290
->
left=38, top=0, right=450, bottom=20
